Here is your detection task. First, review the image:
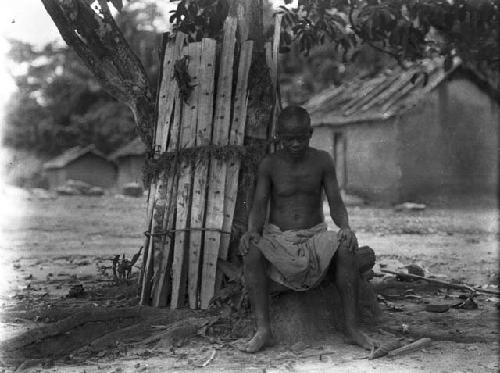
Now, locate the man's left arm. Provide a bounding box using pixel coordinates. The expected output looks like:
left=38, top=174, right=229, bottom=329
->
left=321, top=152, right=358, bottom=251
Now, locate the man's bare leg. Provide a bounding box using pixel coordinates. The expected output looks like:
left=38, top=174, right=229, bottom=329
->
left=334, top=244, right=376, bottom=350
left=237, top=243, right=273, bottom=353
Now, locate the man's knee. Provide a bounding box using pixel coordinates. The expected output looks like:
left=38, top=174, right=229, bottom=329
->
left=336, top=243, right=352, bottom=259
left=335, top=244, right=358, bottom=270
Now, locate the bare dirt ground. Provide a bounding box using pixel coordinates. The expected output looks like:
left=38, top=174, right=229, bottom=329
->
left=0, top=191, right=498, bottom=372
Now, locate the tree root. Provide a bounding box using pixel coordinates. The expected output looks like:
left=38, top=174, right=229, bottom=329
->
left=1, top=307, right=141, bottom=353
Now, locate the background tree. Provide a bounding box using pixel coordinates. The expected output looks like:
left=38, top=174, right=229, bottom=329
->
left=5, top=0, right=163, bottom=156
left=278, top=0, right=499, bottom=69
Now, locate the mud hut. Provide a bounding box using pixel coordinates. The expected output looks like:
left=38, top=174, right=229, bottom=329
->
left=305, top=58, right=499, bottom=203
left=109, top=137, right=146, bottom=188
left=43, top=145, right=117, bottom=189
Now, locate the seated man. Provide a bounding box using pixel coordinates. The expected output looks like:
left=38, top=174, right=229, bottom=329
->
left=238, top=105, right=376, bottom=353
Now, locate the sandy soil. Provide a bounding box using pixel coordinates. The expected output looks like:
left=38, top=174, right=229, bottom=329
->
left=0, top=192, right=498, bottom=372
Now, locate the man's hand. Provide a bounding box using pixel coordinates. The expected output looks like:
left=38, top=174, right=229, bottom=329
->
left=338, top=227, right=358, bottom=253
left=239, top=231, right=261, bottom=256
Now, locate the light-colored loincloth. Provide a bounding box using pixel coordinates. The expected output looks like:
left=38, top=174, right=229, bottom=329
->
left=255, top=222, right=339, bottom=291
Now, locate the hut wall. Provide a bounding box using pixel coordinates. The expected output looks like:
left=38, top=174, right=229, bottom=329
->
left=310, top=126, right=334, bottom=156
left=311, top=121, right=401, bottom=202
left=345, top=120, right=401, bottom=202
left=116, top=155, right=145, bottom=188
left=46, top=168, right=66, bottom=189
left=399, top=79, right=499, bottom=200
left=65, top=154, right=117, bottom=188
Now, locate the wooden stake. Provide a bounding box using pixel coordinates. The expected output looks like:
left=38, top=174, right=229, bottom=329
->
left=170, top=42, right=203, bottom=309
left=188, top=38, right=217, bottom=309
left=138, top=183, right=154, bottom=286
left=147, top=33, right=186, bottom=307
left=219, top=41, right=253, bottom=261
left=266, top=15, right=281, bottom=152
left=140, top=34, right=185, bottom=305
left=201, top=17, right=237, bottom=309
left=153, top=170, right=179, bottom=306
left=270, top=13, right=282, bottom=95
left=139, top=181, right=156, bottom=304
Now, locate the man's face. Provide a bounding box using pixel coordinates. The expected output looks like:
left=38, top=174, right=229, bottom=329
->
left=277, top=120, right=312, bottom=159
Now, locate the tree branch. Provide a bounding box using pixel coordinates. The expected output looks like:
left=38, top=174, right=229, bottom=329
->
left=40, top=0, right=154, bottom=147
left=347, top=1, right=400, bottom=60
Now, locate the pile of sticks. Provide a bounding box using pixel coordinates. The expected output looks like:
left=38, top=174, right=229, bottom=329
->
left=139, top=18, right=259, bottom=309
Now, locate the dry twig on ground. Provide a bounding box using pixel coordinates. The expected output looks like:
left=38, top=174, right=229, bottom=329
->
left=380, top=270, right=500, bottom=296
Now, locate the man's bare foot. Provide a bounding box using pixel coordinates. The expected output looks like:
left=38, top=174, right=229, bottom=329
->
left=234, top=328, right=274, bottom=353
left=345, top=328, right=378, bottom=350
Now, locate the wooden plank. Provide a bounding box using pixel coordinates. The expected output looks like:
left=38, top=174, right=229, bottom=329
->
left=162, top=33, right=187, bottom=151
left=149, top=33, right=186, bottom=307
left=149, top=36, right=178, bottom=292
left=235, top=2, right=248, bottom=43
left=152, top=84, right=184, bottom=306
left=265, top=42, right=279, bottom=153
left=269, top=13, right=282, bottom=95
left=139, top=34, right=178, bottom=299
left=188, top=38, right=216, bottom=309
left=170, top=42, right=203, bottom=309
left=200, top=17, right=238, bottom=309
left=154, top=39, right=177, bottom=150
left=152, top=163, right=179, bottom=306
left=265, top=42, right=273, bottom=89
left=139, top=181, right=156, bottom=304
left=219, top=41, right=253, bottom=261
left=140, top=34, right=185, bottom=305
left=267, top=15, right=281, bottom=150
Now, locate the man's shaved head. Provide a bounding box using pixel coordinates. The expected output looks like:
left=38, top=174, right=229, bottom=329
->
left=277, top=106, right=311, bottom=134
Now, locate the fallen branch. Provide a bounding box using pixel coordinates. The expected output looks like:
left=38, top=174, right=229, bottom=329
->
left=380, top=270, right=500, bottom=296
left=194, top=349, right=217, bottom=367
left=388, top=338, right=432, bottom=357
left=368, top=340, right=402, bottom=359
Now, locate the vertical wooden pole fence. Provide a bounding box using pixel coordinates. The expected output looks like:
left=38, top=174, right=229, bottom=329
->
left=140, top=16, right=264, bottom=309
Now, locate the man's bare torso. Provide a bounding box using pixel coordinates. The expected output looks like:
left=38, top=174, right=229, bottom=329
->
left=265, top=147, right=329, bottom=231
left=238, top=107, right=373, bottom=354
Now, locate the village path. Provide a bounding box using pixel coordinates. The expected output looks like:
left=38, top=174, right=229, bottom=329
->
left=0, top=190, right=498, bottom=372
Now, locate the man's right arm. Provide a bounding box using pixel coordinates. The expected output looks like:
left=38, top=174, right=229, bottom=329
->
left=240, top=157, right=272, bottom=254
